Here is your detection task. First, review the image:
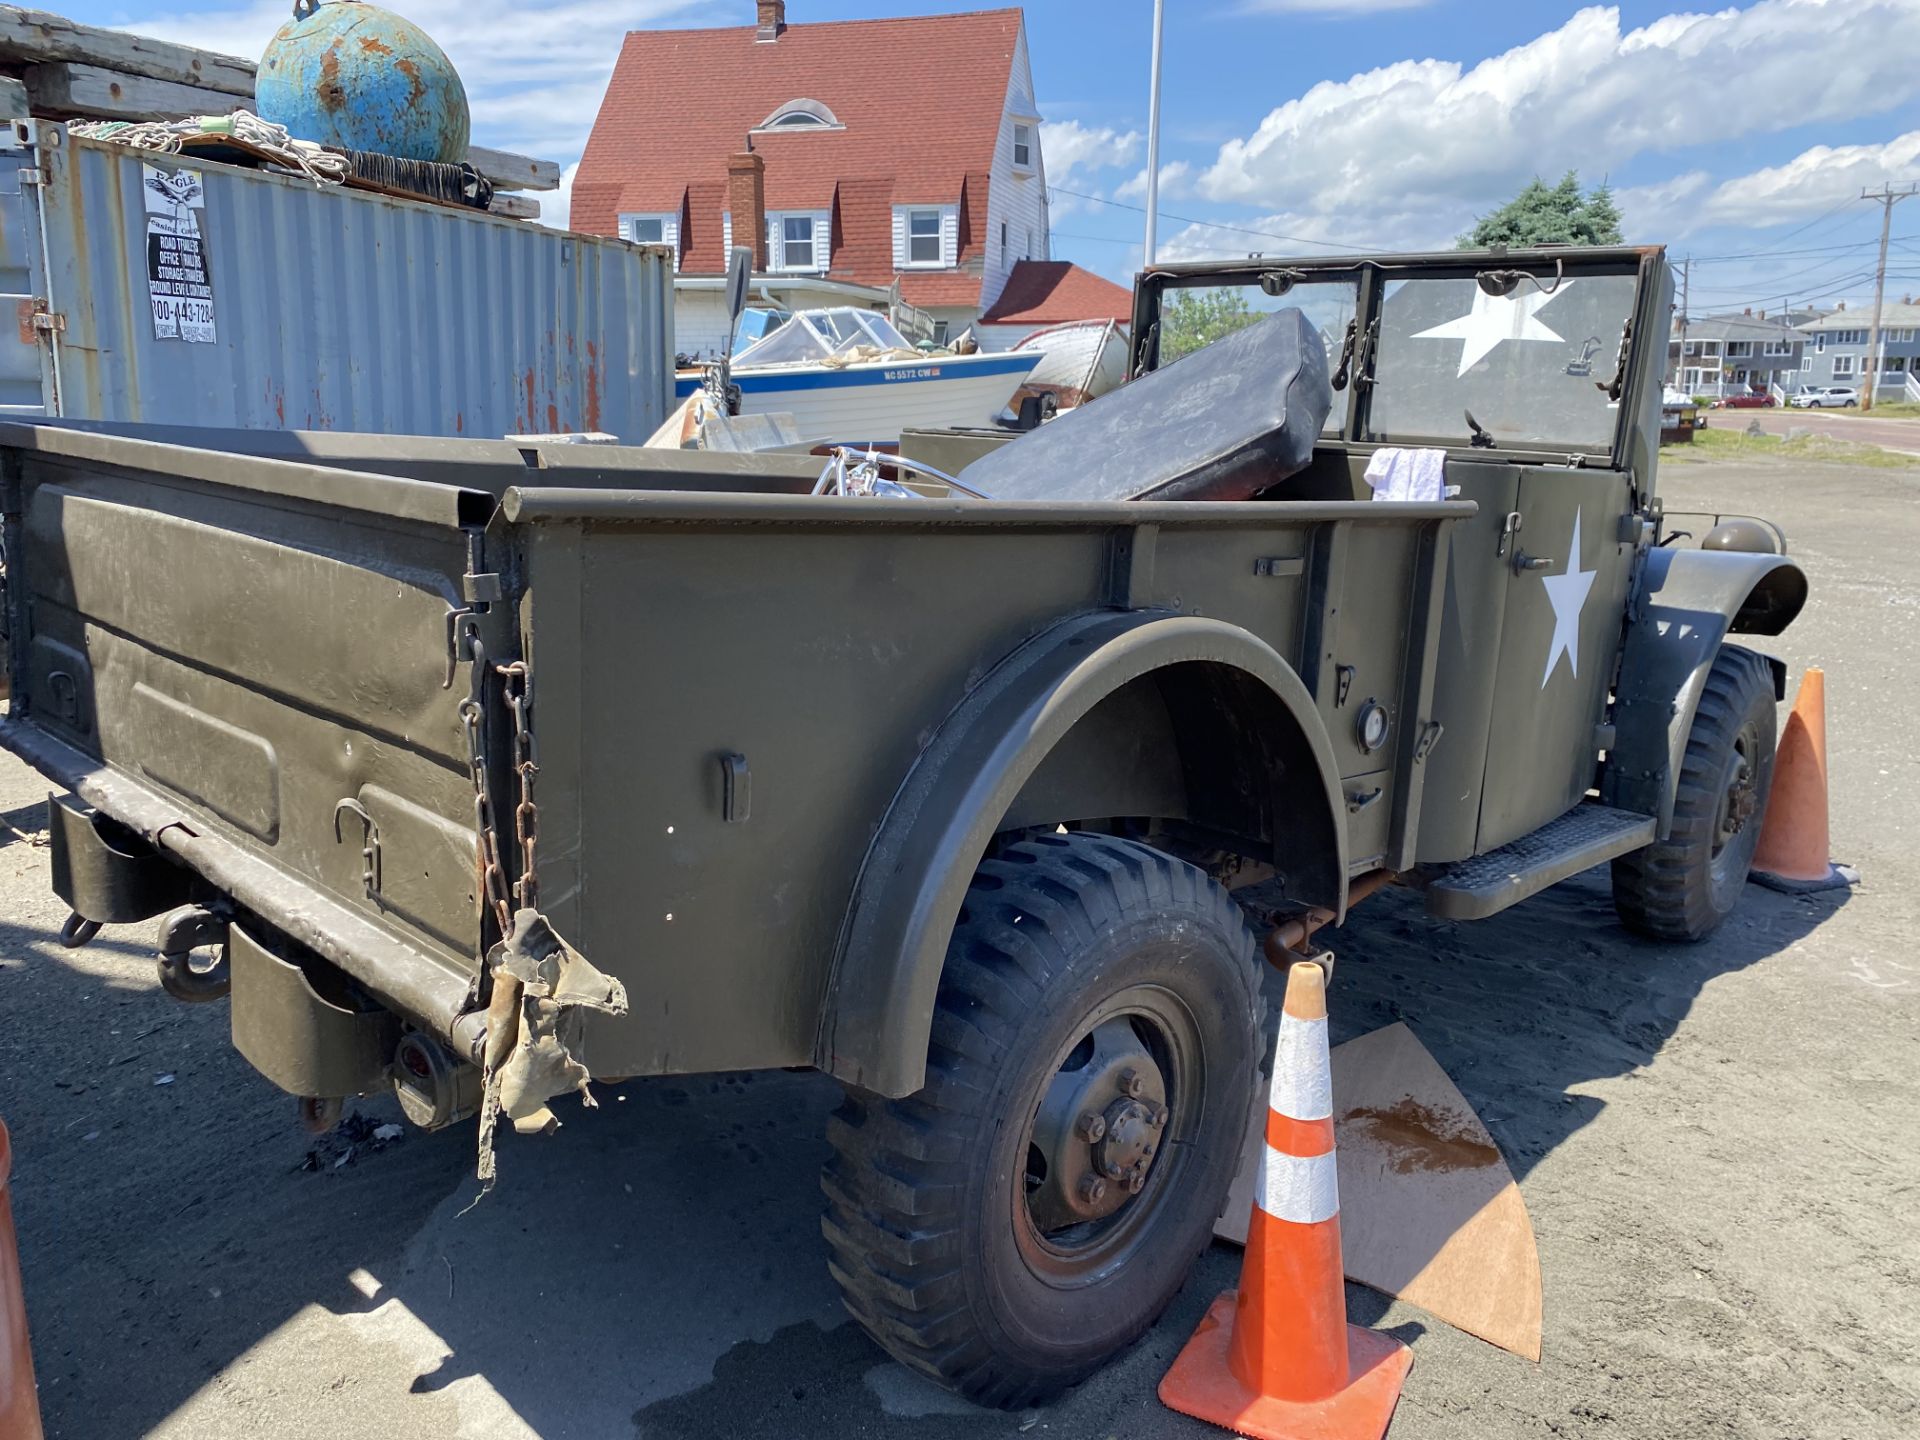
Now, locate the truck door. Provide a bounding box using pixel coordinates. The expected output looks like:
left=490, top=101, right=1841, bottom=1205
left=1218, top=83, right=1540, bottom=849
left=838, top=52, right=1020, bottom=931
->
left=1367, top=262, right=1646, bottom=853
left=1474, top=466, right=1635, bottom=847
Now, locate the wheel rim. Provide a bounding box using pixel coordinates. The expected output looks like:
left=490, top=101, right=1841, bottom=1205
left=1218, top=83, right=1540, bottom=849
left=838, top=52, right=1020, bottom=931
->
left=1709, top=716, right=1764, bottom=880
left=1011, top=981, right=1204, bottom=1291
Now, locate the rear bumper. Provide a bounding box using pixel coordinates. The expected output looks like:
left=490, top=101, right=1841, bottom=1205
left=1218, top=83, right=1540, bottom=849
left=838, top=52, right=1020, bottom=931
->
left=0, top=717, right=485, bottom=1062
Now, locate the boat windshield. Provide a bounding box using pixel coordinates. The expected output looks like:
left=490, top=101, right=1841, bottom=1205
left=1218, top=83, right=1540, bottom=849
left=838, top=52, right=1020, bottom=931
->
left=735, top=307, right=914, bottom=367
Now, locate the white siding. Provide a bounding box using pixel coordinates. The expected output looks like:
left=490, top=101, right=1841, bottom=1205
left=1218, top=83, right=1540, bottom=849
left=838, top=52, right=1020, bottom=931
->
left=674, top=290, right=734, bottom=360
left=980, top=23, right=1050, bottom=316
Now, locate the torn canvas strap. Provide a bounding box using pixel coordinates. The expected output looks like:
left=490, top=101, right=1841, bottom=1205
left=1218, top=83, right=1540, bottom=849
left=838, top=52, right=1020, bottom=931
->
left=475, top=909, right=629, bottom=1185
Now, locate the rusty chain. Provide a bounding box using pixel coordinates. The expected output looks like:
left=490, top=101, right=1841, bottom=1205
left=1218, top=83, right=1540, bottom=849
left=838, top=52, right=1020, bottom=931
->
left=456, top=619, right=516, bottom=940
left=497, top=659, right=539, bottom=913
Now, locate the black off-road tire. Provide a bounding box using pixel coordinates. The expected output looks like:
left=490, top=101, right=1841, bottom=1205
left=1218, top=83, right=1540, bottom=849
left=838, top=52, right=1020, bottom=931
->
left=1612, top=645, right=1778, bottom=941
left=821, top=832, right=1262, bottom=1408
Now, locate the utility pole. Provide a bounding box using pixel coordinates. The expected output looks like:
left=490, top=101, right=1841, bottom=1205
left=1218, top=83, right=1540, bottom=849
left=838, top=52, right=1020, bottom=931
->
left=1861, top=184, right=1917, bottom=411
left=1143, top=0, right=1165, bottom=265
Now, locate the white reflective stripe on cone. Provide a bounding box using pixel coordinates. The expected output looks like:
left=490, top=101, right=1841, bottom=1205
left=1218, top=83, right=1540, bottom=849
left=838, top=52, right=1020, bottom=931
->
left=1255, top=1144, right=1339, bottom=1225
left=1270, top=1013, right=1333, bottom=1121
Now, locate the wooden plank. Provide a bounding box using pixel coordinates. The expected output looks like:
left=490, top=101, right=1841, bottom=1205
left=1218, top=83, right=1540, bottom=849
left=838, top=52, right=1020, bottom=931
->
left=467, top=143, right=559, bottom=192
left=486, top=192, right=541, bottom=221
left=0, top=5, right=252, bottom=94
left=22, top=59, right=235, bottom=121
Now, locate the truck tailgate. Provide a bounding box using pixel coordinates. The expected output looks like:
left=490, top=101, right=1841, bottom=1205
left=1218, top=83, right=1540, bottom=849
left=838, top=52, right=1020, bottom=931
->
left=1, top=425, right=496, bottom=1020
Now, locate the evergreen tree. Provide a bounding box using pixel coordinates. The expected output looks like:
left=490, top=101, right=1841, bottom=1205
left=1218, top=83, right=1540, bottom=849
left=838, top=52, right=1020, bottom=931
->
left=1460, top=171, right=1626, bottom=249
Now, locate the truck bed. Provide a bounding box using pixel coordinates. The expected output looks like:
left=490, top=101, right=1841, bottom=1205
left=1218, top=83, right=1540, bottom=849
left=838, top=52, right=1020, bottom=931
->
left=0, top=421, right=1468, bottom=1084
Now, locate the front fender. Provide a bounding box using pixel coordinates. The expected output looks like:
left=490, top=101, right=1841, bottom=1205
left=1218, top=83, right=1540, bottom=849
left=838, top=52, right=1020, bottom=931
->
left=816, top=609, right=1346, bottom=1098
left=1602, top=546, right=1806, bottom=835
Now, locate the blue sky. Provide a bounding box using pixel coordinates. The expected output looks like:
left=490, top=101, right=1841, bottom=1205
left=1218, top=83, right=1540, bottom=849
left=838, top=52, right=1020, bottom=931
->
left=72, top=0, right=1920, bottom=316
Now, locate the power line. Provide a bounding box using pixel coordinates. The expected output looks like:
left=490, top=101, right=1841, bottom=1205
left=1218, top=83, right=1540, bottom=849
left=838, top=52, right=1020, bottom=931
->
left=1690, top=234, right=1916, bottom=266
left=1048, top=184, right=1391, bottom=254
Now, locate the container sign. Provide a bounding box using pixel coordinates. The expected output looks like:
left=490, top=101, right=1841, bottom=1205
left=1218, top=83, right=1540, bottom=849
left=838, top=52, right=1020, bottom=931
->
left=141, top=165, right=216, bottom=344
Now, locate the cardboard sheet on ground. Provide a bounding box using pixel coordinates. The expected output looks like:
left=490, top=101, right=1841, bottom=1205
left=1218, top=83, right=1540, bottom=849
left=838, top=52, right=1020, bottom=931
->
left=1214, top=1021, right=1543, bottom=1361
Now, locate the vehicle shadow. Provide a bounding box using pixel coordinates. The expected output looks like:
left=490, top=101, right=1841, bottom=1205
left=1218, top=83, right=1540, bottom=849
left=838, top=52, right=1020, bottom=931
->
left=5, top=861, right=1848, bottom=1439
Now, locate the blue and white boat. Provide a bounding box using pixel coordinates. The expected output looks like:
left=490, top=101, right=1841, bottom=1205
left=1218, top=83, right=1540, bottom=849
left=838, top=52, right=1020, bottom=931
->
left=674, top=308, right=1041, bottom=444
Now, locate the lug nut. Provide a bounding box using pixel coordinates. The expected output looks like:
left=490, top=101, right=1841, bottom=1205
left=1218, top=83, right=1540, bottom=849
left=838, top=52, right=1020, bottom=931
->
left=1126, top=1168, right=1146, bottom=1195
left=1076, top=1111, right=1106, bottom=1142
left=1120, top=1067, right=1147, bottom=1099
left=1079, top=1175, right=1108, bottom=1205
left=1151, top=1105, right=1170, bottom=1129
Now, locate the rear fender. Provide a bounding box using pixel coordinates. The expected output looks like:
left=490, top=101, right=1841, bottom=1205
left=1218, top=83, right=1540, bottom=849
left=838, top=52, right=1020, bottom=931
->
left=1602, top=546, right=1806, bottom=836
left=816, top=610, right=1347, bottom=1097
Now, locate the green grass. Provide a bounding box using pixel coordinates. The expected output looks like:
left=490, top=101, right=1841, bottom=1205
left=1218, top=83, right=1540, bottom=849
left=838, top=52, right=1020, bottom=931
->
left=1853, top=400, right=1920, bottom=419
left=1662, top=425, right=1918, bottom=468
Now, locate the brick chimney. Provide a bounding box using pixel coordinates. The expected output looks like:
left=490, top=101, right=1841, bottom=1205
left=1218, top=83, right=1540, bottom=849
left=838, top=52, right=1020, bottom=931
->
left=756, top=0, right=786, bottom=41
left=1836, top=300, right=1846, bottom=310
left=728, top=150, right=767, bottom=269
left=1758, top=308, right=1767, bottom=319
left=1743, top=306, right=1752, bottom=316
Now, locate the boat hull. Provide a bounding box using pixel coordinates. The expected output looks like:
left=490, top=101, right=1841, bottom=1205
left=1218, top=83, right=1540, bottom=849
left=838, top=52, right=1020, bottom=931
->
left=1013, top=321, right=1127, bottom=408
left=675, top=352, right=1039, bottom=444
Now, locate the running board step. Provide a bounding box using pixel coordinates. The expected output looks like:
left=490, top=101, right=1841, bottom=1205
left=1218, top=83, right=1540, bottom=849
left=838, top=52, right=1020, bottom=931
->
left=1426, top=803, right=1656, bottom=921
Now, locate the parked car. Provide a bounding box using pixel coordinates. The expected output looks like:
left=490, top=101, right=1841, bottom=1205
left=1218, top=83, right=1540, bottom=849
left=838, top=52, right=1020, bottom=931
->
left=1714, top=392, right=1776, bottom=409
left=1791, top=386, right=1860, bottom=408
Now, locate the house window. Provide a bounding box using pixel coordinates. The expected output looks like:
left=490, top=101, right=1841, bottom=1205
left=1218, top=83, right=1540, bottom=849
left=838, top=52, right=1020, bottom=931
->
left=1800, top=356, right=1814, bottom=371
left=1012, top=123, right=1033, bottom=169
left=908, top=209, right=942, bottom=265
left=1682, top=340, right=1699, bottom=356
left=1000, top=221, right=1008, bottom=258
left=1833, top=354, right=1856, bottom=377
left=618, top=213, right=678, bottom=268
left=1763, top=340, right=1793, bottom=357
left=1884, top=355, right=1908, bottom=373
left=769, top=212, right=827, bottom=271
left=932, top=320, right=950, bottom=346
left=1725, top=341, right=1752, bottom=358
left=1733, top=368, right=1749, bottom=384
left=755, top=98, right=842, bottom=131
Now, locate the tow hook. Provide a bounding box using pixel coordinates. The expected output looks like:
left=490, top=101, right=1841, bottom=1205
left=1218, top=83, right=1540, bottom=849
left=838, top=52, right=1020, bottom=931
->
left=58, top=912, right=101, bottom=949
left=155, top=905, right=232, bottom=1004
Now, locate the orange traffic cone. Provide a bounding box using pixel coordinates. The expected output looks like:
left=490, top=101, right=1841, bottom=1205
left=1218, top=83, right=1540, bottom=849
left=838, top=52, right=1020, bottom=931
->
left=1751, top=668, right=1854, bottom=893
left=1159, top=962, right=1411, bottom=1440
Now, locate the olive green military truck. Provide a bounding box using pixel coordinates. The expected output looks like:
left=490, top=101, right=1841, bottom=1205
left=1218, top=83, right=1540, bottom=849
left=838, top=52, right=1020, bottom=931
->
left=0, top=246, right=1804, bottom=1406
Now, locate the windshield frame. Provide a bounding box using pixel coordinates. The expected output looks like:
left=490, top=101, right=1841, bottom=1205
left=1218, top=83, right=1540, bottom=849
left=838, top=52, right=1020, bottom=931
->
left=1130, top=246, right=1667, bottom=467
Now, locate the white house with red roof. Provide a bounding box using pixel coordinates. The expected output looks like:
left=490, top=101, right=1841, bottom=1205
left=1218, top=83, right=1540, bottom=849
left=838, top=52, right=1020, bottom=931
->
left=572, top=2, right=1130, bottom=352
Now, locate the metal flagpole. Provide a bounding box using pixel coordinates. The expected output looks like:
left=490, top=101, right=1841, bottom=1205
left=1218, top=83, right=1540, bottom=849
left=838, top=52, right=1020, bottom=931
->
left=1143, top=0, right=1165, bottom=265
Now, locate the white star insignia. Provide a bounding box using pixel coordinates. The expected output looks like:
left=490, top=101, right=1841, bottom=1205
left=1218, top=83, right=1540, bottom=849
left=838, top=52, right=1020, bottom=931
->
left=1539, top=509, right=1596, bottom=689
left=1415, top=283, right=1572, bottom=377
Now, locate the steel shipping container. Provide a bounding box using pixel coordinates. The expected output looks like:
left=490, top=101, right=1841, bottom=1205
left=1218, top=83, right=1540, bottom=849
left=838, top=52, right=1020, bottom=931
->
left=0, top=120, right=672, bottom=439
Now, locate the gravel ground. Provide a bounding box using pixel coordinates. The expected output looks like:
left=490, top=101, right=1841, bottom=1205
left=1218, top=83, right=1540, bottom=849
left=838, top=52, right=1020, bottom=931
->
left=2, top=454, right=1916, bottom=1440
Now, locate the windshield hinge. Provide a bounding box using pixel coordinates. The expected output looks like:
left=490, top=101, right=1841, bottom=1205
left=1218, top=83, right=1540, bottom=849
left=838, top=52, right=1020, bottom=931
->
left=1330, top=318, right=1357, bottom=391
left=1354, top=317, right=1381, bottom=389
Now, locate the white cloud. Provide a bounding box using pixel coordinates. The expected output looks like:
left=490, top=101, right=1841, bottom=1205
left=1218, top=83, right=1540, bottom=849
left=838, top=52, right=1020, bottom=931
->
left=1620, top=132, right=1920, bottom=239
left=1197, top=0, right=1920, bottom=245
left=121, top=0, right=712, bottom=161
left=1237, top=0, right=1433, bottom=11
left=1042, top=120, right=1141, bottom=185
left=1115, top=159, right=1190, bottom=202
left=538, top=160, right=580, bottom=231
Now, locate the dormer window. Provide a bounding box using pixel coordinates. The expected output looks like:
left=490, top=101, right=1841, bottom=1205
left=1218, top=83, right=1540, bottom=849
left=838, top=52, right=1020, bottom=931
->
left=1012, top=123, right=1033, bottom=169
left=755, top=98, right=843, bottom=132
